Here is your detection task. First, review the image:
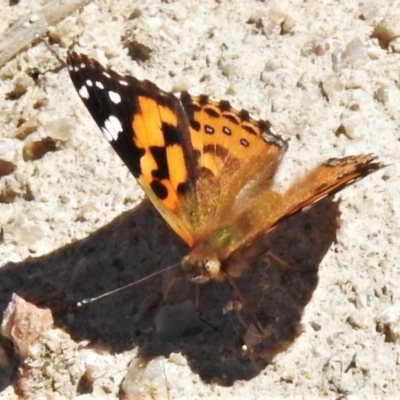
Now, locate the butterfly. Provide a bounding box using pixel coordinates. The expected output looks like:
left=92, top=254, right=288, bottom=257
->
left=66, top=51, right=383, bottom=285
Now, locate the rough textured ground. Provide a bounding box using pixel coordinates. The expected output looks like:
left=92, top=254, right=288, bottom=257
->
left=0, top=0, right=399, bottom=399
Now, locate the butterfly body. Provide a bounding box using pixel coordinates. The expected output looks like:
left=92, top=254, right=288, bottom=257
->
left=67, top=52, right=383, bottom=283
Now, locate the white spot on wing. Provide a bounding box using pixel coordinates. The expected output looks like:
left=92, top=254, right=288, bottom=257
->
left=78, top=85, right=89, bottom=99
left=86, top=79, right=93, bottom=87
left=119, top=80, right=129, bottom=86
left=95, top=81, right=104, bottom=89
left=101, top=127, right=113, bottom=142
left=103, top=71, right=111, bottom=78
left=102, top=115, right=122, bottom=142
left=109, top=91, right=121, bottom=104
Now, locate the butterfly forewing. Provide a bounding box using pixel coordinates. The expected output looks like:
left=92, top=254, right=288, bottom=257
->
left=67, top=52, right=199, bottom=246
left=179, top=92, right=288, bottom=238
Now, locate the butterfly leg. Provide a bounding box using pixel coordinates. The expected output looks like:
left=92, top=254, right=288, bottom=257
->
left=264, top=250, right=297, bottom=271
left=223, top=273, right=247, bottom=305
left=161, top=275, right=179, bottom=303
left=160, top=270, right=202, bottom=311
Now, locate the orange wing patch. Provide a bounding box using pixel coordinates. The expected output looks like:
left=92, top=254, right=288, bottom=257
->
left=129, top=94, right=199, bottom=246
left=132, top=95, right=188, bottom=212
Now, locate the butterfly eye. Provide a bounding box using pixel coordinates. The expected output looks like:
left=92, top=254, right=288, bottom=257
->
left=204, top=259, right=221, bottom=279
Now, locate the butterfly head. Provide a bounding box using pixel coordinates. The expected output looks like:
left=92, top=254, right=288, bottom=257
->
left=181, top=253, right=222, bottom=284
left=181, top=225, right=242, bottom=283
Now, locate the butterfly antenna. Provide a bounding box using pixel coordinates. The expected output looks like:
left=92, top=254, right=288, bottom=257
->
left=77, top=263, right=181, bottom=306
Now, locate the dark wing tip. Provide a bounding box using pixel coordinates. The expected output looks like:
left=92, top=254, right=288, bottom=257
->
left=325, top=153, right=386, bottom=175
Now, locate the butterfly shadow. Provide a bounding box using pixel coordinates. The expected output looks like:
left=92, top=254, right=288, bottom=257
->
left=137, top=197, right=341, bottom=385
left=0, top=197, right=339, bottom=389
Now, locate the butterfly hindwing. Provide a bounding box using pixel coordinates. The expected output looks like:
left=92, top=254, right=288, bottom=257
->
left=220, top=154, right=383, bottom=260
